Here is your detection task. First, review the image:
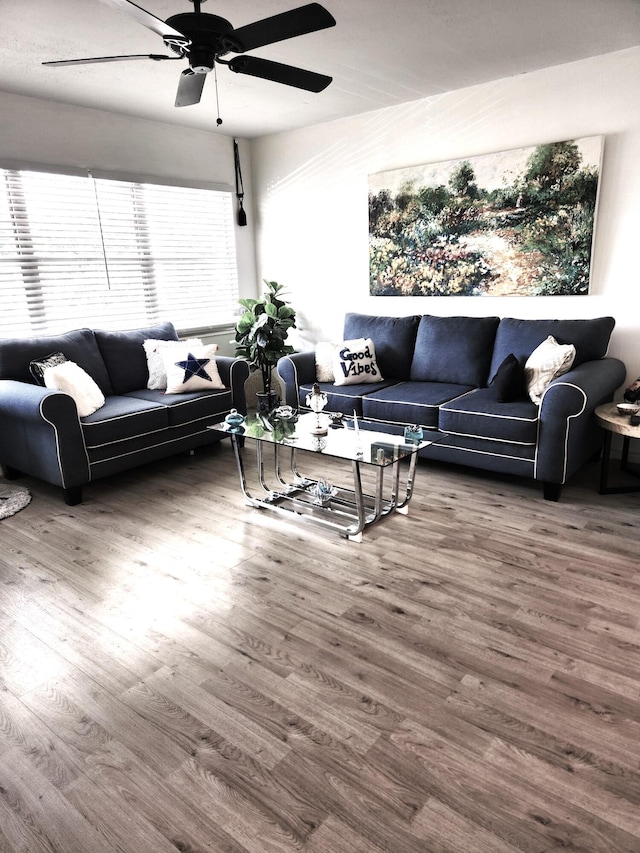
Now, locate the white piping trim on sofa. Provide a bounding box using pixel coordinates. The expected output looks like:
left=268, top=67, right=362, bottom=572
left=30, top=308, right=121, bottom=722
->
left=441, top=429, right=535, bottom=447
left=84, top=409, right=232, bottom=450
left=39, top=392, right=91, bottom=489
left=533, top=380, right=587, bottom=484
left=428, top=443, right=535, bottom=465
left=88, top=426, right=219, bottom=469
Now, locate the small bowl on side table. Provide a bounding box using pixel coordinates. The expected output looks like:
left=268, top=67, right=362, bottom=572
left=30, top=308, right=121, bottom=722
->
left=616, top=402, right=640, bottom=417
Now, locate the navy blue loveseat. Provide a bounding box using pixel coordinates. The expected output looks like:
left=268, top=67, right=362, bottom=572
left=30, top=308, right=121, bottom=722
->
left=277, top=313, right=626, bottom=500
left=0, top=322, right=249, bottom=505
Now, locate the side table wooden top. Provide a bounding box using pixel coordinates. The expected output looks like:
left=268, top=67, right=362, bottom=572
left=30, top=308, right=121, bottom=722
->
left=595, top=402, right=640, bottom=438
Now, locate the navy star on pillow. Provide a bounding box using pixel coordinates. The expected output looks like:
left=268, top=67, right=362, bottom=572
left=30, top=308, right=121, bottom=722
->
left=176, top=352, right=212, bottom=384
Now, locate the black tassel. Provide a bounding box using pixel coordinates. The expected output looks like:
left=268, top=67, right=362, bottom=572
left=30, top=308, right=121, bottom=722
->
left=234, top=138, right=247, bottom=227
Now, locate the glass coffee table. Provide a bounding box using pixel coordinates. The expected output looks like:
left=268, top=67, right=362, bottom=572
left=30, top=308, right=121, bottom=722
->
left=211, top=412, right=443, bottom=542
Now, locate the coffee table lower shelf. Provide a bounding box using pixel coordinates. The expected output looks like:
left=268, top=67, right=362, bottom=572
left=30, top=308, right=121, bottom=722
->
left=212, top=414, right=437, bottom=542
left=235, top=445, right=414, bottom=542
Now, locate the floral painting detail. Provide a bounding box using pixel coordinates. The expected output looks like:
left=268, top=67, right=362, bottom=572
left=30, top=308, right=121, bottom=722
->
left=368, top=136, right=602, bottom=297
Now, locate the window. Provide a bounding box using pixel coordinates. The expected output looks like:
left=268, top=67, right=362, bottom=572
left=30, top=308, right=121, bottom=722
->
left=0, top=167, right=239, bottom=338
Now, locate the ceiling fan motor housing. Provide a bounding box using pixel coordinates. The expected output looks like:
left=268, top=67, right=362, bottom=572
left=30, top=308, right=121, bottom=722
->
left=165, top=12, right=242, bottom=71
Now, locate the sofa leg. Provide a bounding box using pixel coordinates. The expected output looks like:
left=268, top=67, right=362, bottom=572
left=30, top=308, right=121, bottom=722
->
left=63, top=486, right=83, bottom=506
left=543, top=482, right=562, bottom=502
left=2, top=464, right=22, bottom=480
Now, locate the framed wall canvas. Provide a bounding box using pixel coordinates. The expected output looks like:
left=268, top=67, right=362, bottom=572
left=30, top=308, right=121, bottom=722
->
left=369, top=136, right=603, bottom=297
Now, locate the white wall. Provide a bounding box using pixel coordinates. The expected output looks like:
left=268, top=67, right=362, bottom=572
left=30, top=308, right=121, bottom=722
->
left=0, top=91, right=257, bottom=354
left=250, top=48, right=640, bottom=388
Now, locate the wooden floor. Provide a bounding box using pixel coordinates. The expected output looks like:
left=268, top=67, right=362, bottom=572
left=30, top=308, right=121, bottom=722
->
left=1, top=443, right=639, bottom=853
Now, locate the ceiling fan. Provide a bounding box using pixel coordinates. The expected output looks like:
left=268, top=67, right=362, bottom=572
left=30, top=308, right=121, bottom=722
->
left=43, top=0, right=336, bottom=108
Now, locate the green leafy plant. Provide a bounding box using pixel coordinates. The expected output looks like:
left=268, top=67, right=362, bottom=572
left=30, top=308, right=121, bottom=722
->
left=234, top=279, right=297, bottom=399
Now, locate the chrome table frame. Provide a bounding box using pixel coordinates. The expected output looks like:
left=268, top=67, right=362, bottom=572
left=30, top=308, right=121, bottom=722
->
left=212, top=414, right=441, bottom=542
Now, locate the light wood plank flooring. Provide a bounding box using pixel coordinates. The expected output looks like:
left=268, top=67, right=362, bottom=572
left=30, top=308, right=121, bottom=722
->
left=1, top=442, right=639, bottom=852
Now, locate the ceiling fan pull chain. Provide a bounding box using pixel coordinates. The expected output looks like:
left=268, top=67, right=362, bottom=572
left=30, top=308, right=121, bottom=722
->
left=214, top=60, right=223, bottom=126
left=234, top=139, right=247, bottom=227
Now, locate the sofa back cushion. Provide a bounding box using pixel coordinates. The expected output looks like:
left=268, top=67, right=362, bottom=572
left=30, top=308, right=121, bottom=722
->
left=343, top=313, right=420, bottom=380
left=94, top=321, right=179, bottom=394
left=489, top=317, right=615, bottom=379
left=0, top=328, right=113, bottom=395
left=410, top=315, right=500, bottom=387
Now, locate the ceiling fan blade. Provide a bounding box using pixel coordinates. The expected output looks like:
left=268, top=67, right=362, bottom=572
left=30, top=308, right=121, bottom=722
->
left=175, top=69, right=207, bottom=107
left=43, top=54, right=181, bottom=66
left=228, top=56, right=332, bottom=92
left=97, top=0, right=189, bottom=44
left=230, top=3, right=336, bottom=53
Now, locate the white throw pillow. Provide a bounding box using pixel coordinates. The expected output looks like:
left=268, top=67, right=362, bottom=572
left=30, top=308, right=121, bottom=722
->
left=524, top=335, right=576, bottom=404
left=315, top=339, right=366, bottom=383
left=163, top=344, right=225, bottom=393
left=143, top=337, right=204, bottom=390
left=43, top=361, right=105, bottom=417
left=332, top=338, right=383, bottom=386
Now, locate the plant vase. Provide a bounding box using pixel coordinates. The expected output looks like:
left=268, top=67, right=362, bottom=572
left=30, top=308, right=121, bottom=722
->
left=256, top=390, right=280, bottom=415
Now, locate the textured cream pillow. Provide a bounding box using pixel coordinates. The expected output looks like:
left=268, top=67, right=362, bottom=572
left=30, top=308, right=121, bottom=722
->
left=315, top=339, right=366, bottom=383
left=43, top=361, right=105, bottom=417
left=163, top=344, right=225, bottom=393
left=524, top=335, right=576, bottom=404
left=143, top=337, right=203, bottom=389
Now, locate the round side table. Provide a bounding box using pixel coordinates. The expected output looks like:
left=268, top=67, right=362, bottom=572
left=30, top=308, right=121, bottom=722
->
left=595, top=402, right=640, bottom=494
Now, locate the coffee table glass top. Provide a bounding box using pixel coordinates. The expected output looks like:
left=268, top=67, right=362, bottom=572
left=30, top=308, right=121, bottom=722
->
left=213, top=412, right=442, bottom=466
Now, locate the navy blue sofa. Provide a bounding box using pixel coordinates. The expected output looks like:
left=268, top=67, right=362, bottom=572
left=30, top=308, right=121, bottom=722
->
left=0, top=322, right=249, bottom=505
left=277, top=313, right=626, bottom=500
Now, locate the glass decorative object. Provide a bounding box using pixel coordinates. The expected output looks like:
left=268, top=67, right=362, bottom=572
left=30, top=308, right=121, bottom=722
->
left=310, top=478, right=338, bottom=507
left=224, top=409, right=245, bottom=434
left=404, top=424, right=424, bottom=444
left=305, top=382, right=328, bottom=435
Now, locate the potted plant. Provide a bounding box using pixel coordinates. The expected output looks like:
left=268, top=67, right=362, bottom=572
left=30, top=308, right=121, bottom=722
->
left=234, top=279, right=297, bottom=413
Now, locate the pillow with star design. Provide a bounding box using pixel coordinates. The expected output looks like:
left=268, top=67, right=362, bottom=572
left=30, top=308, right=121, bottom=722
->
left=162, top=344, right=225, bottom=393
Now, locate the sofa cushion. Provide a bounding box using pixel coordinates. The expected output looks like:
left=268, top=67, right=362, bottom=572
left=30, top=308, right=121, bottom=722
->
left=143, top=337, right=203, bottom=390
left=163, top=344, right=225, bottom=394
left=80, top=395, right=169, bottom=447
left=125, top=388, right=232, bottom=428
left=315, top=339, right=365, bottom=383
left=29, top=351, right=68, bottom=385
left=362, top=381, right=473, bottom=429
left=410, top=315, right=500, bottom=387
left=332, top=338, right=383, bottom=386
left=489, top=317, right=615, bottom=378
left=94, top=321, right=179, bottom=395
left=343, top=313, right=420, bottom=380
left=490, top=354, right=527, bottom=403
left=298, top=379, right=398, bottom=418
left=43, top=361, right=106, bottom=417
left=0, top=328, right=113, bottom=394
left=524, top=336, right=576, bottom=404
left=439, top=388, right=539, bottom=445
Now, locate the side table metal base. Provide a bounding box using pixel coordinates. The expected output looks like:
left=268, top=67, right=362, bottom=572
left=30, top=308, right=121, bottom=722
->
left=599, top=431, right=640, bottom=494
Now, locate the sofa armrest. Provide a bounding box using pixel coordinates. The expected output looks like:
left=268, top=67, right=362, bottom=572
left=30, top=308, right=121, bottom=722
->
left=535, top=357, right=627, bottom=484
left=277, top=352, right=317, bottom=409
left=216, top=357, right=250, bottom=415
left=0, top=379, right=90, bottom=489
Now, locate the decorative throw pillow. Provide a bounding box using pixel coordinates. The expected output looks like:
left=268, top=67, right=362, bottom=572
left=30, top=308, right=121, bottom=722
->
left=43, top=361, right=106, bottom=417
left=490, top=353, right=526, bottom=403
left=143, top=337, right=204, bottom=390
left=524, top=335, right=576, bottom=404
left=163, top=344, right=225, bottom=393
left=29, top=351, right=68, bottom=385
left=315, top=339, right=365, bottom=383
left=332, top=338, right=383, bottom=386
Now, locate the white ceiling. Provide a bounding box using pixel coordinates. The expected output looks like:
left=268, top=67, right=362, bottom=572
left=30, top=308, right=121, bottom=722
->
left=3, top=0, right=640, bottom=139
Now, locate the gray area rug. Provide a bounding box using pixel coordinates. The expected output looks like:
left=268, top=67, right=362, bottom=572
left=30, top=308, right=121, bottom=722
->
left=0, top=483, right=32, bottom=519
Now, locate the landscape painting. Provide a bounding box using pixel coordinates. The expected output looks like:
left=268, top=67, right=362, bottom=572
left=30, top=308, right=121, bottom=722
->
left=368, top=136, right=603, bottom=297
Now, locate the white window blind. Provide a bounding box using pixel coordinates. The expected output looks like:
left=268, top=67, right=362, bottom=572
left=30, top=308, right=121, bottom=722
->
left=0, top=168, right=239, bottom=338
